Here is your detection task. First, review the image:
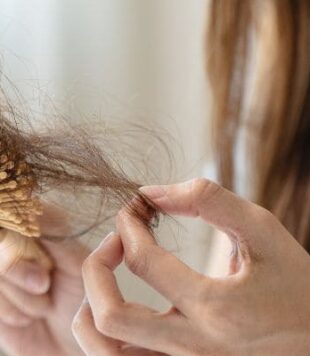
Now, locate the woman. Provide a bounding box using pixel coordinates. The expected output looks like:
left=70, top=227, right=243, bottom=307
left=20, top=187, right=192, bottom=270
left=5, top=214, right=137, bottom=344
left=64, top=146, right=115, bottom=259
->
left=0, top=0, right=309, bottom=354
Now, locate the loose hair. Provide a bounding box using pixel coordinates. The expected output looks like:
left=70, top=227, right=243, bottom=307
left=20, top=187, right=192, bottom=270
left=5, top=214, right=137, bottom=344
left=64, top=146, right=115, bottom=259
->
left=207, top=0, right=310, bottom=252
left=2, top=1, right=309, bottom=252
left=0, top=88, right=163, bottom=240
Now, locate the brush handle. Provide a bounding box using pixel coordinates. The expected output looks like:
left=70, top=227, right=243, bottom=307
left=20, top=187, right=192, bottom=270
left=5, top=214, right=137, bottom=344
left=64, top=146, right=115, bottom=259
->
left=0, top=229, right=53, bottom=271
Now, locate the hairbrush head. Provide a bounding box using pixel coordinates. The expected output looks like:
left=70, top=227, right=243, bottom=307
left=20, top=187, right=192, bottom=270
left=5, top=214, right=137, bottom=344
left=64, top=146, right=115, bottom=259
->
left=0, top=144, right=42, bottom=238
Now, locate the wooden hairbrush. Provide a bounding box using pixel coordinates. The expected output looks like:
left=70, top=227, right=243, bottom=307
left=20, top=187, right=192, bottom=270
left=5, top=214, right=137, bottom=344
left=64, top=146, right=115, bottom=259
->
left=0, top=145, right=52, bottom=271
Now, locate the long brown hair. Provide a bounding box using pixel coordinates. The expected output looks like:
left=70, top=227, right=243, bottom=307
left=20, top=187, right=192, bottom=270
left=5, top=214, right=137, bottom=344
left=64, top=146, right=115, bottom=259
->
left=207, top=0, right=310, bottom=252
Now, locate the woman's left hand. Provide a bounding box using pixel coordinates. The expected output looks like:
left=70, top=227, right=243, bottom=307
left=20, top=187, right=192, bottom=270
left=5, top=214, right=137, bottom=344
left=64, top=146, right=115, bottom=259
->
left=0, top=205, right=89, bottom=356
left=72, top=179, right=310, bottom=355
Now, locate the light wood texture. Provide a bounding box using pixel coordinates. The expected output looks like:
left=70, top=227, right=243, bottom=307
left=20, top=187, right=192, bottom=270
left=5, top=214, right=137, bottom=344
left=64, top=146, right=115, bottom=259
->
left=0, top=147, right=53, bottom=270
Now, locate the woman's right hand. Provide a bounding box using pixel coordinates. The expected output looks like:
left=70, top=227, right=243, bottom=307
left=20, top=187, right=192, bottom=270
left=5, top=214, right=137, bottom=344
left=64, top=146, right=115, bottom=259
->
left=73, top=179, right=310, bottom=355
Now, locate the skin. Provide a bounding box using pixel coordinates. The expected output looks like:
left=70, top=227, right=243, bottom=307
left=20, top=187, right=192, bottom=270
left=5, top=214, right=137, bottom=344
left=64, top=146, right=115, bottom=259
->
left=0, top=179, right=309, bottom=355
left=72, top=178, right=310, bottom=355
left=0, top=206, right=89, bottom=356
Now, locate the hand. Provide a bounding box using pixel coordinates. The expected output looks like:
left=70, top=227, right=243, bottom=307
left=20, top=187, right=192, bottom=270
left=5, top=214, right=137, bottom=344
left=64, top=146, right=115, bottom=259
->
left=72, top=179, right=310, bottom=355
left=0, top=206, right=89, bottom=356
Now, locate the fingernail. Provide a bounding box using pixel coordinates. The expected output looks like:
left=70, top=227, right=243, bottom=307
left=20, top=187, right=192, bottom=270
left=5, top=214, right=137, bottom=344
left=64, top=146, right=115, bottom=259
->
left=26, top=269, right=50, bottom=293
left=99, top=231, right=116, bottom=248
left=139, top=185, right=167, bottom=199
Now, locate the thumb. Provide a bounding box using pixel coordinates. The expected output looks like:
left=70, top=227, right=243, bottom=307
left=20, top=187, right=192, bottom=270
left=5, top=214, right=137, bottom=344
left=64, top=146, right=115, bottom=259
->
left=140, top=178, right=271, bottom=259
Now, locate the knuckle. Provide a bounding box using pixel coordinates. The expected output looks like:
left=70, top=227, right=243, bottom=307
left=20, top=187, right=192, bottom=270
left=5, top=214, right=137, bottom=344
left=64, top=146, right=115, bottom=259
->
left=125, top=245, right=151, bottom=276
left=249, top=204, right=276, bottom=227
left=256, top=205, right=275, bottom=222
left=71, top=303, right=92, bottom=336
left=82, top=253, right=99, bottom=277
left=71, top=311, right=85, bottom=336
left=190, top=178, right=223, bottom=203
left=94, top=307, right=121, bottom=336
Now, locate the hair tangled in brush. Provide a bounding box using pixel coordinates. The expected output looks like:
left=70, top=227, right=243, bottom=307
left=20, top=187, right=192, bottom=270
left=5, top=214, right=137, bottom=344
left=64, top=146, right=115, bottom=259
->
left=0, top=92, right=165, bottom=241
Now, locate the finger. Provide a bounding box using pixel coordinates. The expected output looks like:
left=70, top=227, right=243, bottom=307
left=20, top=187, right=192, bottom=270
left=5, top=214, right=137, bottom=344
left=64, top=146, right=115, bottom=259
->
left=72, top=302, right=165, bottom=356
left=140, top=178, right=271, bottom=257
left=116, top=206, right=208, bottom=314
left=0, top=259, right=50, bottom=294
left=82, top=232, right=124, bottom=309
left=72, top=300, right=122, bottom=356
left=0, top=278, right=51, bottom=318
left=0, top=291, right=32, bottom=327
left=83, top=232, right=184, bottom=353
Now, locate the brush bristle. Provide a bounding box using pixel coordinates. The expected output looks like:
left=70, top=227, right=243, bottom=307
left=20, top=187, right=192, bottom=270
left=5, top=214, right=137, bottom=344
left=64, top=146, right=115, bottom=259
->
left=0, top=145, right=42, bottom=238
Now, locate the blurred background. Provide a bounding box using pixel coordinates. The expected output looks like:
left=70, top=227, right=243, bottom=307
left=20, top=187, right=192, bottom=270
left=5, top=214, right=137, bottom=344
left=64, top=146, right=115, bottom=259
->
left=0, top=1, right=230, bottom=343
